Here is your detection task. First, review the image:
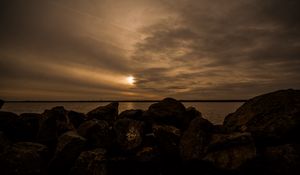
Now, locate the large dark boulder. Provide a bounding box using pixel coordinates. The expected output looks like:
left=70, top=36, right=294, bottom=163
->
left=0, top=111, right=19, bottom=139
left=259, top=144, right=300, bottom=174
left=87, top=102, right=118, bottom=125
left=13, top=113, right=41, bottom=142
left=114, top=119, right=144, bottom=151
left=145, top=98, right=186, bottom=128
left=118, top=109, right=144, bottom=121
left=0, top=131, right=10, bottom=153
left=70, top=148, right=107, bottom=175
left=180, top=117, right=213, bottom=160
left=203, top=132, right=256, bottom=170
left=0, top=99, right=3, bottom=109
left=182, top=107, right=202, bottom=131
left=77, top=120, right=112, bottom=149
left=68, top=110, right=87, bottom=128
left=223, top=89, right=300, bottom=145
left=0, top=142, right=48, bottom=175
left=48, top=131, right=86, bottom=175
left=37, top=106, right=74, bottom=149
left=153, top=124, right=181, bottom=157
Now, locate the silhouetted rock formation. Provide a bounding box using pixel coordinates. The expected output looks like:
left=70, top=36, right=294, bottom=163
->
left=0, top=89, right=299, bottom=175
left=0, top=99, right=3, bottom=109
left=224, top=89, right=300, bottom=145
left=87, top=102, right=119, bottom=125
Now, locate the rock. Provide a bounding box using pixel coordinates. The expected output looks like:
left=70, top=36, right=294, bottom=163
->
left=146, top=98, right=186, bottom=128
left=261, top=144, right=300, bottom=174
left=223, top=89, right=300, bottom=145
left=136, top=146, right=160, bottom=162
left=70, top=148, right=107, bottom=175
left=0, top=142, right=48, bottom=175
left=0, top=99, right=3, bottom=109
left=182, top=107, right=202, bottom=130
left=153, top=124, right=181, bottom=157
left=48, top=131, right=86, bottom=175
left=13, top=113, right=41, bottom=141
left=203, top=132, right=256, bottom=170
left=114, top=119, right=144, bottom=151
left=87, top=102, right=119, bottom=125
left=180, top=117, right=213, bottom=160
left=68, top=110, right=87, bottom=128
left=37, top=106, right=74, bottom=149
left=118, top=109, right=144, bottom=121
left=77, top=120, right=112, bottom=149
left=0, top=111, right=19, bottom=139
left=0, top=131, right=10, bottom=153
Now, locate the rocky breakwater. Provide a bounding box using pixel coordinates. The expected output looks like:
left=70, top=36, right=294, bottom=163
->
left=0, top=89, right=299, bottom=175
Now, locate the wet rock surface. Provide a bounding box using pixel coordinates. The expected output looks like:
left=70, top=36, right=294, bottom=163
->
left=0, top=90, right=299, bottom=175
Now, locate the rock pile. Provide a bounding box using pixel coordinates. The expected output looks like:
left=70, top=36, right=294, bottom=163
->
left=0, top=89, right=299, bottom=175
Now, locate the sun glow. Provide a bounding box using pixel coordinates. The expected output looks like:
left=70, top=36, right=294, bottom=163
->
left=126, top=76, right=135, bottom=85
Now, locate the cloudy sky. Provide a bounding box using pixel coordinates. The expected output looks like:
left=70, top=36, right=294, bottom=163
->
left=0, top=0, right=299, bottom=100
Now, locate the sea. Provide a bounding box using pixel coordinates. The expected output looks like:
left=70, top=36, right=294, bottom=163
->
left=1, top=102, right=243, bottom=124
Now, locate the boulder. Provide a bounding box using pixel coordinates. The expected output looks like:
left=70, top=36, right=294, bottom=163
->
left=70, top=148, right=107, bottom=175
left=182, top=107, right=202, bottom=130
left=259, top=144, right=300, bottom=174
left=48, top=131, right=86, bottom=175
left=0, top=99, right=3, bottom=109
left=153, top=124, right=181, bottom=157
left=118, top=109, right=144, bottom=121
left=37, top=106, right=74, bottom=149
left=13, top=113, right=41, bottom=141
left=114, top=119, right=144, bottom=151
left=203, top=132, right=256, bottom=170
left=223, top=89, right=300, bottom=145
left=0, top=142, right=48, bottom=175
left=87, top=102, right=118, bottom=125
left=180, top=117, right=213, bottom=160
left=68, top=110, right=87, bottom=128
left=145, top=98, right=186, bottom=128
left=136, top=146, right=160, bottom=162
left=0, top=131, right=10, bottom=153
left=0, top=111, right=19, bottom=139
left=77, top=120, right=112, bottom=149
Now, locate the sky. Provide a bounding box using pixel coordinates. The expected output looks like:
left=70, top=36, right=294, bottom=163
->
left=0, top=0, right=300, bottom=100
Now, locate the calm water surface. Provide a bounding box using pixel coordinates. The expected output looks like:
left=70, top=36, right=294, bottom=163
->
left=1, top=102, right=243, bottom=124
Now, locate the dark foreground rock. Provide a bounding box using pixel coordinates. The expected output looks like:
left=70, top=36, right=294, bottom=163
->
left=180, top=117, right=213, bottom=160
left=0, top=111, right=19, bottom=139
left=224, top=89, right=300, bottom=145
left=114, top=119, right=144, bottom=151
left=37, top=106, right=74, bottom=149
left=0, top=90, right=299, bottom=175
left=13, top=113, right=41, bottom=142
left=0, top=99, right=3, bottom=109
left=68, top=111, right=87, bottom=128
left=203, top=132, right=256, bottom=170
left=77, top=120, right=112, bottom=149
left=48, top=131, right=86, bottom=175
left=145, top=98, right=186, bottom=128
left=0, top=142, right=48, bottom=175
left=87, top=102, right=119, bottom=125
left=153, top=124, right=181, bottom=157
left=70, top=148, right=107, bottom=175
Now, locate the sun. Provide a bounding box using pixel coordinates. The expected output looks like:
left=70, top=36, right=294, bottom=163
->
left=126, top=76, right=135, bottom=85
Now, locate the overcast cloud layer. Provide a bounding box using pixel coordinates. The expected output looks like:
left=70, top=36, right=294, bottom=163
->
left=0, top=0, right=299, bottom=100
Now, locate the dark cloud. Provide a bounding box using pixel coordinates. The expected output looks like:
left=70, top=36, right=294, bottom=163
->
left=132, top=0, right=300, bottom=98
